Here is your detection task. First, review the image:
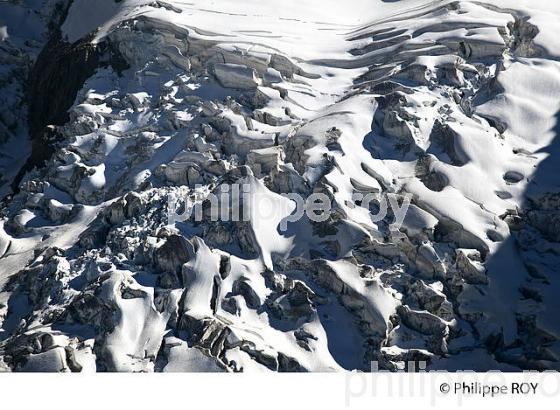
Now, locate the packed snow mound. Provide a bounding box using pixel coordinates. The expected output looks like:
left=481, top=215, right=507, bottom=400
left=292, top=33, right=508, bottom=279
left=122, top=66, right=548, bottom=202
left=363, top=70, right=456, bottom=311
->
left=0, top=0, right=559, bottom=372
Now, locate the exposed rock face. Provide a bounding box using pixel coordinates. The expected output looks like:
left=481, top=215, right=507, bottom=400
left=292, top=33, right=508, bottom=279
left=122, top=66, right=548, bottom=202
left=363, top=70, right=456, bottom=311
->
left=154, top=235, right=195, bottom=274
left=28, top=36, right=100, bottom=141
left=11, top=14, right=129, bottom=193
left=0, top=0, right=559, bottom=373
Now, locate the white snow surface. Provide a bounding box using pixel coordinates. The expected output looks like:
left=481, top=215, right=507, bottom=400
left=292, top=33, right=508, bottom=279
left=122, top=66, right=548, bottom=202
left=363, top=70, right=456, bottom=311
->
left=0, top=0, right=559, bottom=372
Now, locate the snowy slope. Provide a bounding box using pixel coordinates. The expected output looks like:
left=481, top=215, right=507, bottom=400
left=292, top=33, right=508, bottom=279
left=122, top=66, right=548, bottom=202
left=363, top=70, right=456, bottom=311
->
left=0, top=0, right=559, bottom=372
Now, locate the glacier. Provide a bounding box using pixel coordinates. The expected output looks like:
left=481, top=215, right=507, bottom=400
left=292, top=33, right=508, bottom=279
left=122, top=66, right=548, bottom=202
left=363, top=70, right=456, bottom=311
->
left=0, top=0, right=559, bottom=372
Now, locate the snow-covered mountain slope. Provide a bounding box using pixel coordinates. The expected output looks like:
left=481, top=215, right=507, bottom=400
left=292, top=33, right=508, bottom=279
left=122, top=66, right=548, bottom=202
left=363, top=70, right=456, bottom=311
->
left=0, top=0, right=559, bottom=372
